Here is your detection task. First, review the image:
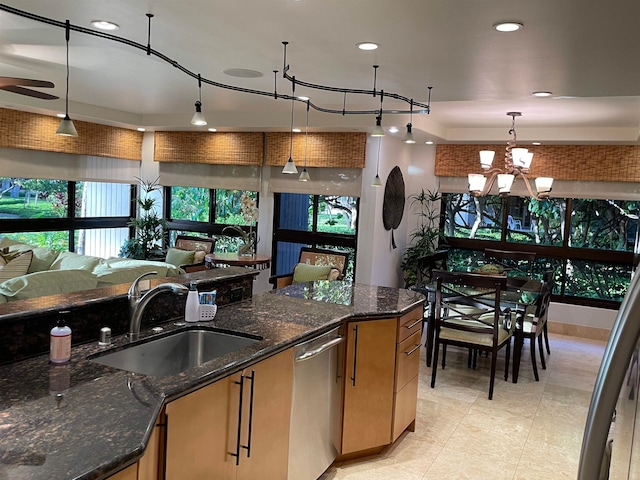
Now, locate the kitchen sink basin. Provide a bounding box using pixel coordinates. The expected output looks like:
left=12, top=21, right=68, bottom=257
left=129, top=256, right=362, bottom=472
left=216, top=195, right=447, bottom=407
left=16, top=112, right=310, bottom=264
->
left=89, top=328, right=261, bottom=377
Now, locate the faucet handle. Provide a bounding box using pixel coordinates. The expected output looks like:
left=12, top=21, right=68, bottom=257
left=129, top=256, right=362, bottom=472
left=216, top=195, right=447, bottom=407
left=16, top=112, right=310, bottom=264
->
left=128, top=271, right=158, bottom=300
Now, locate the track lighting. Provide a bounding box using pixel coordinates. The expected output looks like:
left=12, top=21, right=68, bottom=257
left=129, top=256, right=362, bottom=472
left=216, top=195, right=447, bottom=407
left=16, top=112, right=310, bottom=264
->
left=372, top=137, right=383, bottom=187
left=56, top=20, right=77, bottom=137
left=299, top=100, right=311, bottom=182
left=283, top=78, right=298, bottom=174
left=191, top=74, right=207, bottom=126
left=403, top=99, right=415, bottom=143
left=371, top=115, right=385, bottom=137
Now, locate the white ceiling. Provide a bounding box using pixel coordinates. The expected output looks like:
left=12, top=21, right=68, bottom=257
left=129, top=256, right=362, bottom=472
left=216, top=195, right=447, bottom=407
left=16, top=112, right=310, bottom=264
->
left=1, top=0, right=640, bottom=145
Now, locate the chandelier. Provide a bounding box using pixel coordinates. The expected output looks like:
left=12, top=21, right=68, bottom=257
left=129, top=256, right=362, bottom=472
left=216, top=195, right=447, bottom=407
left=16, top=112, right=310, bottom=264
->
left=468, top=112, right=553, bottom=200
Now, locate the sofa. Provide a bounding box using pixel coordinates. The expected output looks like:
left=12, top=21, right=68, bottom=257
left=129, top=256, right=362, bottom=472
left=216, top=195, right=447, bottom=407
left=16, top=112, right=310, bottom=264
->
left=0, top=237, right=184, bottom=303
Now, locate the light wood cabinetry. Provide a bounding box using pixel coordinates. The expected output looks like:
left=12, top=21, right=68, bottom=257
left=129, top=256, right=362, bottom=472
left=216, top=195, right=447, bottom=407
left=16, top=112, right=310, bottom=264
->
left=340, top=305, right=423, bottom=455
left=137, top=417, right=163, bottom=480
left=164, top=348, right=294, bottom=480
left=107, top=463, right=138, bottom=480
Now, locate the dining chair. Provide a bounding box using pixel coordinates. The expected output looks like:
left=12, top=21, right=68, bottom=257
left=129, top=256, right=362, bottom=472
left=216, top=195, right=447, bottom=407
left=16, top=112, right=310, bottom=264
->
left=430, top=269, right=514, bottom=400
left=521, top=275, right=552, bottom=381
left=411, top=250, right=449, bottom=368
left=484, top=248, right=536, bottom=277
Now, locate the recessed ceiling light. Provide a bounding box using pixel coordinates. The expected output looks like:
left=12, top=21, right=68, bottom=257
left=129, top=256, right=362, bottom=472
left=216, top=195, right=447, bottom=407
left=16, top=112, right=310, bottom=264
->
left=388, top=126, right=399, bottom=133
left=425, top=141, right=434, bottom=145
left=298, top=96, right=310, bottom=101
left=223, top=68, right=263, bottom=78
left=91, top=20, right=119, bottom=31
left=357, top=42, right=379, bottom=51
left=493, top=22, right=523, bottom=32
left=532, top=142, right=541, bottom=145
left=137, top=127, right=146, bottom=132
left=532, top=91, right=553, bottom=97
left=56, top=113, right=66, bottom=118
left=208, top=128, right=217, bottom=132
left=292, top=128, right=302, bottom=133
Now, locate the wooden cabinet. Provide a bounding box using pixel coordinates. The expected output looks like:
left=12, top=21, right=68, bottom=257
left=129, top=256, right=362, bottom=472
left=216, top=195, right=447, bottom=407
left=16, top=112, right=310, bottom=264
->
left=107, top=463, right=138, bottom=480
left=164, top=348, right=294, bottom=480
left=341, top=318, right=397, bottom=454
left=340, top=305, right=423, bottom=455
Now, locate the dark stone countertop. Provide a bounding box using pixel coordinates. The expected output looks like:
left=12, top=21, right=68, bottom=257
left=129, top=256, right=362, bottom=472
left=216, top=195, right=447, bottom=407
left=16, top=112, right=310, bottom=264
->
left=0, top=281, right=424, bottom=480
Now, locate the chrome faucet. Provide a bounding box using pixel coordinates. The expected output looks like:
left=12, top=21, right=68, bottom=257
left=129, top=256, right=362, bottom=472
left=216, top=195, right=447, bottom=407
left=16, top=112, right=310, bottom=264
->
left=128, top=272, right=188, bottom=340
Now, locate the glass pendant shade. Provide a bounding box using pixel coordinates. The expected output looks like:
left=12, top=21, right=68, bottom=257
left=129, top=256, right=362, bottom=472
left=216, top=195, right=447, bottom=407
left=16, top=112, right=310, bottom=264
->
left=497, top=173, right=515, bottom=193
left=535, top=177, right=554, bottom=194
left=371, top=116, right=385, bottom=137
left=403, top=123, right=415, bottom=144
left=56, top=115, right=78, bottom=137
left=511, top=147, right=529, bottom=168
left=468, top=174, right=486, bottom=192
left=371, top=174, right=382, bottom=187
left=479, top=150, right=495, bottom=169
left=191, top=101, right=207, bottom=125
left=298, top=168, right=310, bottom=181
left=520, top=151, right=534, bottom=170
left=282, top=157, right=298, bottom=174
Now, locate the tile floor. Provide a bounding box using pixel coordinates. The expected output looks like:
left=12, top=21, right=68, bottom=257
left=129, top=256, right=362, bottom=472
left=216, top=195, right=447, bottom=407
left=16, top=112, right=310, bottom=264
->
left=320, top=333, right=607, bottom=479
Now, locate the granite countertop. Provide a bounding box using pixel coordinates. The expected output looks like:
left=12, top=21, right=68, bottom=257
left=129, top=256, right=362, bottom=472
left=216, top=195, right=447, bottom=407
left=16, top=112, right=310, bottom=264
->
left=0, top=281, right=424, bottom=480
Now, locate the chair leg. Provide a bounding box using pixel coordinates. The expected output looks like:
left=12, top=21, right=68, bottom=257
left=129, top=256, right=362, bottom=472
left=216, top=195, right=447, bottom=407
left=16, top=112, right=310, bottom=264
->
left=538, top=335, right=547, bottom=370
left=431, top=342, right=440, bottom=388
left=488, top=350, right=497, bottom=400
left=530, top=336, right=539, bottom=381
left=504, top=340, right=511, bottom=381
left=543, top=322, right=551, bottom=355
left=442, top=344, right=448, bottom=369
left=425, top=318, right=433, bottom=368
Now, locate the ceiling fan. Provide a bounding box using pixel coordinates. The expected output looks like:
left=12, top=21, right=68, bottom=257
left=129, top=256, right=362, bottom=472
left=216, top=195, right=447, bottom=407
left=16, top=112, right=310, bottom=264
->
left=0, top=77, right=58, bottom=100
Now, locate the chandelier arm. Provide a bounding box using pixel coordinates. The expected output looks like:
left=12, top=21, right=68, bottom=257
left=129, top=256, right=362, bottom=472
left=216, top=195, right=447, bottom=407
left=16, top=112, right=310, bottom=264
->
left=470, top=170, right=500, bottom=197
left=520, top=174, right=545, bottom=201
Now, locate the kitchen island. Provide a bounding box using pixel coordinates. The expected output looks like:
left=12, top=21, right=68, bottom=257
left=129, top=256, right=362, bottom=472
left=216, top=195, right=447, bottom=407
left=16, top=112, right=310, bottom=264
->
left=0, top=281, right=424, bottom=480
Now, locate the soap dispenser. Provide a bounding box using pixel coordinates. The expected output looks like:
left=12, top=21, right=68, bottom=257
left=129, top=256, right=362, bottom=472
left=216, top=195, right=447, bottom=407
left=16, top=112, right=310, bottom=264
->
left=50, top=310, right=72, bottom=364
left=185, top=281, right=200, bottom=322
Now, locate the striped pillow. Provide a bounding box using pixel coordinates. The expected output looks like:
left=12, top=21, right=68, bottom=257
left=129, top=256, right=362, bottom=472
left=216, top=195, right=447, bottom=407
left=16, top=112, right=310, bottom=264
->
left=0, top=250, right=33, bottom=282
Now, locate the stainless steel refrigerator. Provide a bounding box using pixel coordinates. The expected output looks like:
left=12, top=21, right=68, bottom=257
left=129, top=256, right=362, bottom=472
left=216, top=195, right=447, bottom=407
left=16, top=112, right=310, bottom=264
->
left=579, top=271, right=640, bottom=479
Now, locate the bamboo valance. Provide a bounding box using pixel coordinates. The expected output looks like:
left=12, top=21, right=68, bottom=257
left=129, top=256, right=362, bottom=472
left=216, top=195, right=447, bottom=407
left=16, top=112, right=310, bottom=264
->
left=264, top=132, right=367, bottom=169
left=0, top=108, right=142, bottom=161
left=435, top=144, right=640, bottom=183
left=154, top=131, right=264, bottom=165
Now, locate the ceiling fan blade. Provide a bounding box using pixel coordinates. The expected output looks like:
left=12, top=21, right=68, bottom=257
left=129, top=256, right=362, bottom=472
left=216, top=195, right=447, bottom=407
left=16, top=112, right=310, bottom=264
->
left=0, top=85, right=59, bottom=100
left=0, top=77, right=54, bottom=88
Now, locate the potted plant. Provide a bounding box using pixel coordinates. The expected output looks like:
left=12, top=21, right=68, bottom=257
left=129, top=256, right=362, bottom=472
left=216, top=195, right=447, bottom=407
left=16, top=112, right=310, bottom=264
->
left=119, top=177, right=168, bottom=260
left=400, top=188, right=445, bottom=287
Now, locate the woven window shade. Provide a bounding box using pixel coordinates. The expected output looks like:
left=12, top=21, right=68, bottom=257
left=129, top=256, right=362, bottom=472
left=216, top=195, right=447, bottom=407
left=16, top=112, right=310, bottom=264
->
left=264, top=132, right=366, bottom=168
left=0, top=108, right=142, bottom=161
left=435, top=144, right=640, bottom=183
left=154, top=131, right=263, bottom=165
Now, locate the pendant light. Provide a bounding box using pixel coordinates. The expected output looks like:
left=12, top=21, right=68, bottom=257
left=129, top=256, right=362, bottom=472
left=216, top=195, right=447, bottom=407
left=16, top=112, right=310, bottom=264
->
left=56, top=20, right=78, bottom=137
left=372, top=137, right=383, bottom=187
left=370, top=90, right=385, bottom=137
left=403, top=99, right=415, bottom=144
left=282, top=77, right=298, bottom=174
left=299, top=100, right=311, bottom=181
left=191, top=73, right=207, bottom=126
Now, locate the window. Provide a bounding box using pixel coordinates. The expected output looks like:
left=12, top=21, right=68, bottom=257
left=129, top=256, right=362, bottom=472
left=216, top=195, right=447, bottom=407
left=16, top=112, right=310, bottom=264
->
left=442, top=193, right=638, bottom=308
left=0, top=177, right=132, bottom=255
left=165, top=187, right=258, bottom=253
left=272, top=193, right=358, bottom=281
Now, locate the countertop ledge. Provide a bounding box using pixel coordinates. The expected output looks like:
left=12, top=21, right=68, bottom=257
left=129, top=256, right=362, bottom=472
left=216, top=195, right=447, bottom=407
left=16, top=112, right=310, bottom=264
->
left=0, top=281, right=424, bottom=480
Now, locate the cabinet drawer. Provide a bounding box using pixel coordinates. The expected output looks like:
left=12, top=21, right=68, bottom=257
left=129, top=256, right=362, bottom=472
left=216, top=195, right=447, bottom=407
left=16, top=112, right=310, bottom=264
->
left=392, top=375, right=419, bottom=442
left=395, top=331, right=421, bottom=392
left=397, top=307, right=423, bottom=343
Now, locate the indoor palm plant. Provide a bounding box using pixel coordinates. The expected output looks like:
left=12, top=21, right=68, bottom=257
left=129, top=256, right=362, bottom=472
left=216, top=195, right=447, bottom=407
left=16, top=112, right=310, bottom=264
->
left=119, top=177, right=168, bottom=260
left=400, top=188, right=444, bottom=287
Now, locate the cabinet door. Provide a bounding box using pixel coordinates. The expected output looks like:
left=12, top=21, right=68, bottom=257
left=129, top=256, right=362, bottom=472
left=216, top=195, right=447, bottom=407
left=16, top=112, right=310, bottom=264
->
left=165, top=374, right=239, bottom=480
left=237, top=348, right=294, bottom=480
left=107, top=464, right=137, bottom=480
left=137, top=415, right=163, bottom=480
left=341, top=318, right=397, bottom=454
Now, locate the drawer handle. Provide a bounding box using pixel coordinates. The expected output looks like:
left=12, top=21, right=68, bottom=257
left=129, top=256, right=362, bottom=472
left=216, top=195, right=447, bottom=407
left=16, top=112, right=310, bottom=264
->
left=404, top=344, right=421, bottom=356
left=405, top=318, right=422, bottom=330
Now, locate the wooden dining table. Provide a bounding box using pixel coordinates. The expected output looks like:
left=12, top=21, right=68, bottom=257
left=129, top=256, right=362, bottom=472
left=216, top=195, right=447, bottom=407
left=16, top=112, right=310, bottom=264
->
left=423, top=273, right=543, bottom=383
left=205, top=253, right=271, bottom=270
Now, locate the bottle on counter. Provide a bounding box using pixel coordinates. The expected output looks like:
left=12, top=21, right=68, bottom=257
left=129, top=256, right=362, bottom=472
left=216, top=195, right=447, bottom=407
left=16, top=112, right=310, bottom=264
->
left=185, top=281, right=200, bottom=322
left=50, top=310, right=72, bottom=364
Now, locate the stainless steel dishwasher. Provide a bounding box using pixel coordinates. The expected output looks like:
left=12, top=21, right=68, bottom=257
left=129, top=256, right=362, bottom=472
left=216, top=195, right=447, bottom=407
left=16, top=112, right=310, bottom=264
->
left=288, top=327, right=345, bottom=480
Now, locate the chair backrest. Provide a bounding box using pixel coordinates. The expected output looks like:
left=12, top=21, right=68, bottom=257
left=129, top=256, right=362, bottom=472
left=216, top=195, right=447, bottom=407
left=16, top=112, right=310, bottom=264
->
left=175, top=235, right=216, bottom=253
left=432, top=269, right=509, bottom=340
left=298, top=247, right=349, bottom=278
left=484, top=248, right=536, bottom=276
left=415, top=250, right=449, bottom=286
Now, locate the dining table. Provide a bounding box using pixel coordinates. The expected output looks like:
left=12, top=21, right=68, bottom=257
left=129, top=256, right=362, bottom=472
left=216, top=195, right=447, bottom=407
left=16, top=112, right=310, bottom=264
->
left=423, top=272, right=543, bottom=383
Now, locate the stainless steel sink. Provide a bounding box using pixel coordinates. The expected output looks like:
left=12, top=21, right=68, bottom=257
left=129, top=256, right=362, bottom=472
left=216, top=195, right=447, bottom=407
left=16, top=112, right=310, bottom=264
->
left=89, top=328, right=261, bottom=376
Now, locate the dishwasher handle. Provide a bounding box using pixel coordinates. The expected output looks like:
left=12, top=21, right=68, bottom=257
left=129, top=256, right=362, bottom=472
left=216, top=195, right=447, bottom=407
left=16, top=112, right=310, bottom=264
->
left=294, top=336, right=345, bottom=363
